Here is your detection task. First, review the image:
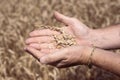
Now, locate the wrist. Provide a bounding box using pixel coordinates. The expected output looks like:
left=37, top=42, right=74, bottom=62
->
left=86, top=29, right=105, bottom=48
left=82, top=46, right=97, bottom=68
left=81, top=46, right=94, bottom=64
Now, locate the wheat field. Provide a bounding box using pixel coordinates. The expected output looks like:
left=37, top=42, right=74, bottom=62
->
left=0, top=0, right=120, bottom=80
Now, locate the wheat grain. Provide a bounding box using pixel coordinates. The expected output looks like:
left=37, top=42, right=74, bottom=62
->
left=35, top=25, right=77, bottom=49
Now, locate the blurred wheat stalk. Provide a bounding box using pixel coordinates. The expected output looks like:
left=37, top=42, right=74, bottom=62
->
left=0, top=0, right=120, bottom=80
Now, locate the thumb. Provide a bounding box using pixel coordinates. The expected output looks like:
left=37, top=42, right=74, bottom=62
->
left=54, top=11, right=73, bottom=25
left=40, top=48, right=68, bottom=64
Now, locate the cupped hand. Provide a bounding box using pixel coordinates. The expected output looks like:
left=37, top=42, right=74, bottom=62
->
left=25, top=45, right=92, bottom=68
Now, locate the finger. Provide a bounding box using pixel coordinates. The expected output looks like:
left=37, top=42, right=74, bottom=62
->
left=41, top=49, right=51, bottom=54
left=29, top=43, right=41, bottom=50
left=26, top=46, right=54, bottom=54
left=56, top=62, right=67, bottom=68
left=25, top=46, right=45, bottom=59
left=54, top=11, right=73, bottom=25
left=29, top=43, right=55, bottom=50
left=29, top=29, right=60, bottom=37
left=25, top=36, right=54, bottom=44
left=41, top=48, right=58, bottom=54
left=40, top=48, right=68, bottom=64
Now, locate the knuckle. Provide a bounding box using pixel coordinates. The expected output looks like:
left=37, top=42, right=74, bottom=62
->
left=56, top=63, right=65, bottom=68
left=45, top=55, right=53, bottom=63
left=56, top=65, right=62, bottom=68
left=56, top=64, right=62, bottom=68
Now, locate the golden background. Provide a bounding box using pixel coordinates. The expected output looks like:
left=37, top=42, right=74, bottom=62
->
left=0, top=0, right=120, bottom=80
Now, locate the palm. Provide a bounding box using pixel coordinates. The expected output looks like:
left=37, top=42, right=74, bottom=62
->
left=61, top=22, right=90, bottom=46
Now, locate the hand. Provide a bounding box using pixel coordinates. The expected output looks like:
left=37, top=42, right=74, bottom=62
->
left=25, top=11, right=95, bottom=50
left=25, top=45, right=92, bottom=68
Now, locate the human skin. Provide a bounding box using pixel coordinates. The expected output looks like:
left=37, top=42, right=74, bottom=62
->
left=25, top=12, right=120, bottom=76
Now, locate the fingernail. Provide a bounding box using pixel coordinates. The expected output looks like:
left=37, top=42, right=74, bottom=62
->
left=25, top=40, right=28, bottom=44
left=24, top=46, right=29, bottom=50
left=29, top=44, right=33, bottom=47
left=29, top=32, right=33, bottom=36
left=40, top=57, right=46, bottom=64
left=24, top=47, right=27, bottom=50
